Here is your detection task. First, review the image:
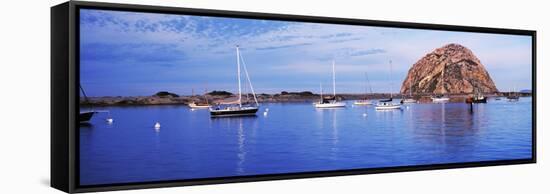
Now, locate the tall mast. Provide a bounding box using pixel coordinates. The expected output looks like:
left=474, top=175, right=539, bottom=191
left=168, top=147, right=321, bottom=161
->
left=364, top=72, right=368, bottom=98
left=389, top=60, right=393, bottom=99
left=332, top=60, right=336, bottom=97
left=320, top=83, right=323, bottom=100
left=236, top=45, right=242, bottom=107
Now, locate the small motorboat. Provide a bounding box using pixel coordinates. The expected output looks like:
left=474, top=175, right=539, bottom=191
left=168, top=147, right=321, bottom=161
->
left=375, top=98, right=401, bottom=110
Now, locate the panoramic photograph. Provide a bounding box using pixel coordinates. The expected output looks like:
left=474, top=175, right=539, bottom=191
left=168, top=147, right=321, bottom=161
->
left=78, top=9, right=533, bottom=186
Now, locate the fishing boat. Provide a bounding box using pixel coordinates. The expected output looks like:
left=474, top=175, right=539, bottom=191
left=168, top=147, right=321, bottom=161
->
left=375, top=60, right=401, bottom=110
left=472, top=91, right=487, bottom=103
left=431, top=95, right=450, bottom=103
left=209, top=45, right=259, bottom=117
left=401, top=80, right=417, bottom=104
left=315, top=60, right=346, bottom=108
left=354, top=72, right=373, bottom=105
left=472, top=94, right=487, bottom=103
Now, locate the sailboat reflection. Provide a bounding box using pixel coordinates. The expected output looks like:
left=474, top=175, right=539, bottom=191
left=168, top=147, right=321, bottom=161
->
left=236, top=119, right=246, bottom=174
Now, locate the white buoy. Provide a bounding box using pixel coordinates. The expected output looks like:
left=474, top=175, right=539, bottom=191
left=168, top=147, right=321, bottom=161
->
left=362, top=113, right=367, bottom=117
left=263, top=111, right=268, bottom=116
left=265, top=108, right=269, bottom=112
left=106, top=118, right=113, bottom=124
left=406, top=106, right=410, bottom=110
left=154, top=122, right=161, bottom=129
left=191, top=108, right=195, bottom=111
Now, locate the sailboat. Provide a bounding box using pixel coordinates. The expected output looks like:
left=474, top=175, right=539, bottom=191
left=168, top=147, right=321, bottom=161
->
left=375, top=60, right=401, bottom=110
left=79, top=85, right=96, bottom=123
left=354, top=72, right=373, bottom=105
left=431, top=95, right=450, bottom=103
left=401, top=80, right=417, bottom=104
left=188, top=88, right=211, bottom=108
left=209, top=45, right=259, bottom=117
left=507, top=86, right=520, bottom=101
left=315, top=60, right=346, bottom=108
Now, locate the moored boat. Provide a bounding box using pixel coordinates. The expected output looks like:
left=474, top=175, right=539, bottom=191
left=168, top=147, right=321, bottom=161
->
left=375, top=98, right=401, bottom=110
left=209, top=45, right=260, bottom=117
left=507, top=86, right=520, bottom=102
left=354, top=100, right=373, bottom=105
left=401, top=78, right=417, bottom=104
left=188, top=102, right=210, bottom=109
left=431, top=95, right=450, bottom=103
left=80, top=85, right=97, bottom=123
left=354, top=72, right=373, bottom=106
left=375, top=60, right=401, bottom=110
left=401, top=98, right=417, bottom=104
left=315, top=60, right=346, bottom=108
left=472, top=94, right=487, bottom=103
left=80, top=111, right=96, bottom=123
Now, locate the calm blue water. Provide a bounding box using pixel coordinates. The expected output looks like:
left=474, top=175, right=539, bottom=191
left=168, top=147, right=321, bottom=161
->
left=79, top=98, right=532, bottom=185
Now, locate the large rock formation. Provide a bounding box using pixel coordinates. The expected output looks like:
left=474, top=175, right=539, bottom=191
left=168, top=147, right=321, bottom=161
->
left=400, top=43, right=498, bottom=95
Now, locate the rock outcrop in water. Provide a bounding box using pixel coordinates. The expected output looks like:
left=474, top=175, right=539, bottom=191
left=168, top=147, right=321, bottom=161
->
left=400, top=43, right=498, bottom=95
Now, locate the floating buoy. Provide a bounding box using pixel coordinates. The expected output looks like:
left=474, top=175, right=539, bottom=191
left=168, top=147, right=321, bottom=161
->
left=191, top=108, right=195, bottom=111
left=265, top=108, right=269, bottom=112
left=406, top=106, right=410, bottom=110
left=362, top=113, right=367, bottom=117
left=106, top=118, right=113, bottom=124
left=154, top=122, right=161, bottom=129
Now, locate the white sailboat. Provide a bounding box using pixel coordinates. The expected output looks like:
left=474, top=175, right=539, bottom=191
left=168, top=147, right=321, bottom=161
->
left=507, top=85, right=520, bottom=101
left=401, top=80, right=417, bottom=104
left=188, top=88, right=211, bottom=108
left=354, top=72, right=373, bottom=105
left=315, top=60, right=346, bottom=108
left=375, top=60, right=401, bottom=110
left=431, top=95, right=450, bottom=103
left=209, top=45, right=259, bottom=117
left=431, top=62, right=450, bottom=103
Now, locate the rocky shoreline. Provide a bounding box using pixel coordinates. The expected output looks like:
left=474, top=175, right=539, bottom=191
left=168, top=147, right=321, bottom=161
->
left=79, top=91, right=530, bottom=106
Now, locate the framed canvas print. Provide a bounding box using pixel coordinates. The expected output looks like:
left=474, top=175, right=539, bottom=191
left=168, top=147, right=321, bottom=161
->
left=51, top=1, right=536, bottom=193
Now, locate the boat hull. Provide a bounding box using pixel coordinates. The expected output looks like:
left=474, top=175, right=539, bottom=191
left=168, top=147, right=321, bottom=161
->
left=507, top=96, right=520, bottom=101
left=431, top=98, right=450, bottom=103
left=402, top=99, right=417, bottom=104
left=79, top=111, right=95, bottom=123
left=315, top=102, right=346, bottom=108
left=375, top=105, right=401, bottom=110
left=353, top=100, right=373, bottom=105
left=472, top=97, right=487, bottom=103
left=209, top=107, right=259, bottom=117
left=189, top=105, right=210, bottom=108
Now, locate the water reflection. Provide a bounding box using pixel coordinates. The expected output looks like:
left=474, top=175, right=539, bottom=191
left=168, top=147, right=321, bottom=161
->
left=79, top=100, right=533, bottom=185
left=209, top=116, right=258, bottom=175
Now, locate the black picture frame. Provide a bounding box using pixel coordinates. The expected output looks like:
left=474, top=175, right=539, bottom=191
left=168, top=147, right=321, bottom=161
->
left=51, top=1, right=536, bottom=193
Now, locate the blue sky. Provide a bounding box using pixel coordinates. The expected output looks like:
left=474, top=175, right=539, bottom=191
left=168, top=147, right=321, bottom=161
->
left=80, top=9, right=533, bottom=96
